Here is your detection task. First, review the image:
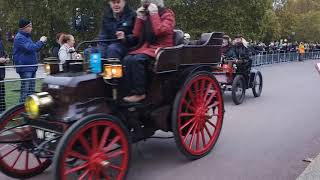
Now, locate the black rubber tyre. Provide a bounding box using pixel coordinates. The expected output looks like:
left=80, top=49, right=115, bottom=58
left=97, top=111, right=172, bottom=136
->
left=252, top=71, right=263, bottom=97
left=231, top=75, right=246, bottom=105
left=53, top=114, right=131, bottom=180
left=172, top=71, right=224, bottom=160
left=0, top=104, right=51, bottom=179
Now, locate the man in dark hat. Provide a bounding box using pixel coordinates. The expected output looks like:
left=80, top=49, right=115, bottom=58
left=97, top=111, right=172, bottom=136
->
left=0, top=33, right=9, bottom=113
left=227, top=34, right=252, bottom=75
left=13, top=19, right=47, bottom=103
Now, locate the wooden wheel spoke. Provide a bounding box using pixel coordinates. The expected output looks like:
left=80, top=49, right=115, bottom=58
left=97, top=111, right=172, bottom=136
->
left=205, top=91, right=217, bottom=106
left=101, top=170, right=111, bottom=180
left=0, top=146, right=18, bottom=160
left=196, top=131, right=200, bottom=150
left=192, top=81, right=201, bottom=99
left=204, top=125, right=213, bottom=138
left=103, top=136, right=120, bottom=153
left=68, top=151, right=89, bottom=161
left=189, top=123, right=198, bottom=149
left=25, top=151, right=29, bottom=170
left=179, top=113, right=195, bottom=117
left=91, top=126, right=98, bottom=149
left=183, top=121, right=197, bottom=143
left=180, top=117, right=195, bottom=131
left=207, top=120, right=216, bottom=129
left=36, top=157, right=42, bottom=165
left=109, top=164, right=123, bottom=171
left=200, top=79, right=206, bottom=98
left=77, top=169, right=90, bottom=180
left=65, top=162, right=89, bottom=175
left=207, top=102, right=220, bottom=109
left=99, top=127, right=111, bottom=149
left=187, top=89, right=197, bottom=106
left=107, top=150, right=125, bottom=159
left=201, top=129, right=206, bottom=147
left=11, top=150, right=23, bottom=168
left=203, top=84, right=213, bottom=101
left=182, top=99, right=196, bottom=112
left=78, top=135, right=92, bottom=154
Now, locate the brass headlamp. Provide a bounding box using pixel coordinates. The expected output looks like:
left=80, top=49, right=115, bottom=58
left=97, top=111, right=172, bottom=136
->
left=25, top=92, right=54, bottom=119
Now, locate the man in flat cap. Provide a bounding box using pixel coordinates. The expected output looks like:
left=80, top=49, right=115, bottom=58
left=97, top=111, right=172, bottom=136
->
left=13, top=19, right=47, bottom=103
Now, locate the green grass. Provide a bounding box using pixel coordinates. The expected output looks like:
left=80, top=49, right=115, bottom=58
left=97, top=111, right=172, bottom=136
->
left=4, top=80, right=43, bottom=110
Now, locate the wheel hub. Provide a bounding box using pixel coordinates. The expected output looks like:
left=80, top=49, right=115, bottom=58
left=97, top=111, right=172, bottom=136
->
left=195, top=105, right=208, bottom=130
left=89, top=152, right=109, bottom=171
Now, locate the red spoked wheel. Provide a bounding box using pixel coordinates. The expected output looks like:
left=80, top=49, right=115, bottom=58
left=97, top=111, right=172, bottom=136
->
left=53, top=115, right=131, bottom=180
left=172, top=71, right=224, bottom=160
left=0, top=104, right=51, bottom=179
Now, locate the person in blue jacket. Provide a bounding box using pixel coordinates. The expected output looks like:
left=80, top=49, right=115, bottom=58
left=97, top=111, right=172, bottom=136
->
left=97, top=0, right=136, bottom=59
left=13, top=19, right=47, bottom=103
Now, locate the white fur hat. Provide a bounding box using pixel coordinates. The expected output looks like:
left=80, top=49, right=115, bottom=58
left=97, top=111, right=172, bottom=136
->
left=141, top=0, right=164, bottom=8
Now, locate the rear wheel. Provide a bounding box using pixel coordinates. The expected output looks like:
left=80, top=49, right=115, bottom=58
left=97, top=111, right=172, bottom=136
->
left=53, top=114, right=131, bottom=180
left=232, top=75, right=246, bottom=105
left=172, top=71, right=224, bottom=160
left=0, top=104, right=51, bottom=179
left=252, top=71, right=263, bottom=97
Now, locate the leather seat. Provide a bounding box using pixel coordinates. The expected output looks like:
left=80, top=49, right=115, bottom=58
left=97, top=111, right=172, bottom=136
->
left=173, top=30, right=185, bottom=46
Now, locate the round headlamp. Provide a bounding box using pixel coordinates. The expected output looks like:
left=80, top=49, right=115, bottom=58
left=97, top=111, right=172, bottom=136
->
left=25, top=92, right=53, bottom=119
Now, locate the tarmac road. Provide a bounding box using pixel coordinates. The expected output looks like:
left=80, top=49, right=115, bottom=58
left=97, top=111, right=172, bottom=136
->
left=1, top=60, right=320, bottom=180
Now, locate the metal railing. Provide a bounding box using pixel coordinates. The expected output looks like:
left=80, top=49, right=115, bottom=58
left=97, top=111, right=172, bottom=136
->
left=0, top=50, right=320, bottom=114
left=0, top=64, right=44, bottom=114
left=251, top=50, right=320, bottom=66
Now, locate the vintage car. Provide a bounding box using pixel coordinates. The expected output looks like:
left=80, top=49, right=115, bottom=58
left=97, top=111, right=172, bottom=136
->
left=0, top=30, right=225, bottom=180
left=212, top=57, right=263, bottom=105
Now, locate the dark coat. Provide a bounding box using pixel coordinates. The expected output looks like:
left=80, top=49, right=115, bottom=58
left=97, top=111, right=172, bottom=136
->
left=99, top=5, right=136, bottom=47
left=0, top=40, right=6, bottom=80
left=51, top=42, right=60, bottom=58
left=13, top=31, right=44, bottom=73
left=130, top=9, right=176, bottom=58
left=227, top=45, right=250, bottom=60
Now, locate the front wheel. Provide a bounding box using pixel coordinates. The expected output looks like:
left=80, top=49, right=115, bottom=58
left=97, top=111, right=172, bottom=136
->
left=252, top=71, right=263, bottom=97
left=0, top=104, right=51, bottom=179
left=53, top=114, right=131, bottom=180
left=232, top=75, right=246, bottom=105
left=172, top=71, right=224, bottom=160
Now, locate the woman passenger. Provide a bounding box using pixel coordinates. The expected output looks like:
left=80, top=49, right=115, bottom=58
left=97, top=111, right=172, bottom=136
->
left=58, top=34, right=80, bottom=64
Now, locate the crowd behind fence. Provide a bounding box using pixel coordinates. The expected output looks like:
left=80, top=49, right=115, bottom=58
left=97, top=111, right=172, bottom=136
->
left=0, top=50, right=320, bottom=114
left=251, top=50, right=320, bottom=66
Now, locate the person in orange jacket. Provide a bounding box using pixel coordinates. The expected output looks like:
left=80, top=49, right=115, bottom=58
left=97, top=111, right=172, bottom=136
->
left=298, top=42, right=305, bottom=61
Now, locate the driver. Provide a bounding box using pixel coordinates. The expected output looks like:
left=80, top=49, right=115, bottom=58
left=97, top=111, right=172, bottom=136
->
left=122, top=0, right=176, bottom=103
left=227, top=34, right=252, bottom=74
left=98, top=0, right=136, bottom=59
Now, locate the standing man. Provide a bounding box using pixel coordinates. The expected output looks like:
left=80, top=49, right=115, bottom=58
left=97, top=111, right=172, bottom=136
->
left=13, top=19, right=47, bottom=103
left=98, top=0, right=136, bottom=59
left=298, top=42, right=305, bottom=61
left=0, top=34, right=9, bottom=113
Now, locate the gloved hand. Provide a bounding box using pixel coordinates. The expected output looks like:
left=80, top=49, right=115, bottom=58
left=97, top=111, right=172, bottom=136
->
left=40, top=36, right=47, bottom=43
left=116, top=31, right=125, bottom=40
left=148, top=3, right=158, bottom=15
left=136, top=7, right=147, bottom=20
